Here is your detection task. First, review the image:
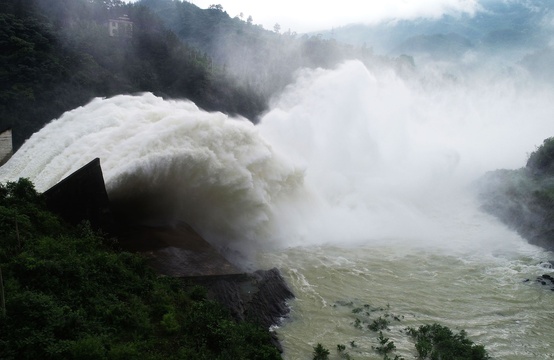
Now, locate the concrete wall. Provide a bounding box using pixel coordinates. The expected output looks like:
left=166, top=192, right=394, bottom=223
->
left=43, top=158, right=114, bottom=232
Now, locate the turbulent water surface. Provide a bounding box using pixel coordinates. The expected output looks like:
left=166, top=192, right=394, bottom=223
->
left=260, top=237, right=554, bottom=359
left=2, top=61, right=554, bottom=358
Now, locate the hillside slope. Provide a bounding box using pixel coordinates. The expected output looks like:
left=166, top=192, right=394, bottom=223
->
left=318, top=0, right=554, bottom=59
left=0, top=0, right=265, bottom=148
left=476, top=137, right=554, bottom=250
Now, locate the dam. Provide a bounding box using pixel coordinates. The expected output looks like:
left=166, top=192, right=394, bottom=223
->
left=39, top=157, right=293, bottom=340
left=42, top=157, right=240, bottom=277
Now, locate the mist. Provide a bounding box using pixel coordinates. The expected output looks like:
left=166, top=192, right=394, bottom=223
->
left=257, top=59, right=554, bottom=251
left=0, top=94, right=304, bottom=254
left=2, top=52, right=554, bottom=258
left=3, top=1, right=554, bottom=260
left=190, top=0, right=480, bottom=33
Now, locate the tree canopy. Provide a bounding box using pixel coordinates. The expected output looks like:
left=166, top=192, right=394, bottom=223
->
left=0, top=179, right=281, bottom=359
left=0, top=0, right=392, bottom=149
left=0, top=0, right=266, bottom=149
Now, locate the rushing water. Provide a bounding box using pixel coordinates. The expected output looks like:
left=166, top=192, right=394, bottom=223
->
left=2, top=61, right=554, bottom=358
left=259, top=233, right=554, bottom=359
left=255, top=61, right=554, bottom=359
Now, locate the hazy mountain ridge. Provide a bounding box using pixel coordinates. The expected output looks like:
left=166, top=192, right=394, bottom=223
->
left=136, top=0, right=383, bottom=101
left=4, top=0, right=554, bottom=150
left=319, top=0, right=554, bottom=60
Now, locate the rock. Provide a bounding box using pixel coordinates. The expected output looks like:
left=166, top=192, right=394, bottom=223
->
left=534, top=274, right=554, bottom=291
left=247, top=268, right=295, bottom=329
left=189, top=268, right=294, bottom=327
left=117, top=224, right=240, bottom=277
left=185, top=268, right=294, bottom=352
left=474, top=168, right=554, bottom=251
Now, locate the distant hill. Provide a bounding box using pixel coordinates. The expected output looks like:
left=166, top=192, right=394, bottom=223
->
left=9, top=0, right=550, bottom=150
left=392, top=33, right=473, bottom=60
left=318, top=0, right=554, bottom=60
left=137, top=0, right=377, bottom=101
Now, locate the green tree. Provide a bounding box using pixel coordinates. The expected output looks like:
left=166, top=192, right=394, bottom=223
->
left=0, top=178, right=281, bottom=360
left=527, top=137, right=554, bottom=176
left=208, top=4, right=223, bottom=11
left=313, top=343, right=330, bottom=360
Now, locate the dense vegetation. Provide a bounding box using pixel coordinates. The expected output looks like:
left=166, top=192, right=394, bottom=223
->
left=312, top=300, right=490, bottom=360
left=139, top=0, right=382, bottom=101
left=0, top=179, right=280, bottom=360
left=406, top=324, right=489, bottom=360
left=0, top=0, right=266, bottom=148
left=477, top=137, right=554, bottom=250
left=526, top=137, right=554, bottom=177
left=1, top=0, right=405, bottom=150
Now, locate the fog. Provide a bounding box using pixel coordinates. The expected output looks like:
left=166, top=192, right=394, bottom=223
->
left=190, top=0, right=479, bottom=33
left=3, top=0, right=554, bottom=259
left=257, top=59, right=554, bottom=251
left=2, top=49, right=554, bottom=257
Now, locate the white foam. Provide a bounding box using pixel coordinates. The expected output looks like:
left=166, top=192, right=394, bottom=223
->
left=258, top=60, right=554, bottom=251
left=3, top=61, right=554, bottom=256
left=0, top=93, right=305, bottom=253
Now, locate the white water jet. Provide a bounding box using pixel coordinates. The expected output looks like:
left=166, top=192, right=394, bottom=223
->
left=2, top=60, right=554, bottom=258
left=0, top=93, right=305, bottom=254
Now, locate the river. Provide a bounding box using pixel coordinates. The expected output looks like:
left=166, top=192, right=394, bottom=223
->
left=259, top=224, right=554, bottom=359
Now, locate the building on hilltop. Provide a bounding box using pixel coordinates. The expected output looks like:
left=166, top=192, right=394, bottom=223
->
left=109, top=15, right=133, bottom=38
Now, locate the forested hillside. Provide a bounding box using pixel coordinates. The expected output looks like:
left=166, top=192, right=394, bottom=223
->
left=0, top=0, right=264, bottom=148
left=0, top=0, right=389, bottom=150
left=139, top=0, right=378, bottom=101
left=477, top=138, right=554, bottom=251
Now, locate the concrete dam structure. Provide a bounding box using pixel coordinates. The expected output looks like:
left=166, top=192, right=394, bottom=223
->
left=41, top=158, right=293, bottom=340
left=42, top=157, right=239, bottom=277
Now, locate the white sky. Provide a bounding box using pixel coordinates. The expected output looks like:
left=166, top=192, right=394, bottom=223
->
left=124, top=0, right=481, bottom=32
left=185, top=0, right=480, bottom=32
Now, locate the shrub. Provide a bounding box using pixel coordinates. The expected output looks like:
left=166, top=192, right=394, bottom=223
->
left=407, top=323, right=490, bottom=360
left=69, top=336, right=107, bottom=360
left=313, top=343, right=330, bottom=360
left=368, top=316, right=390, bottom=331
left=373, top=331, right=396, bottom=355
left=527, top=137, right=554, bottom=176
